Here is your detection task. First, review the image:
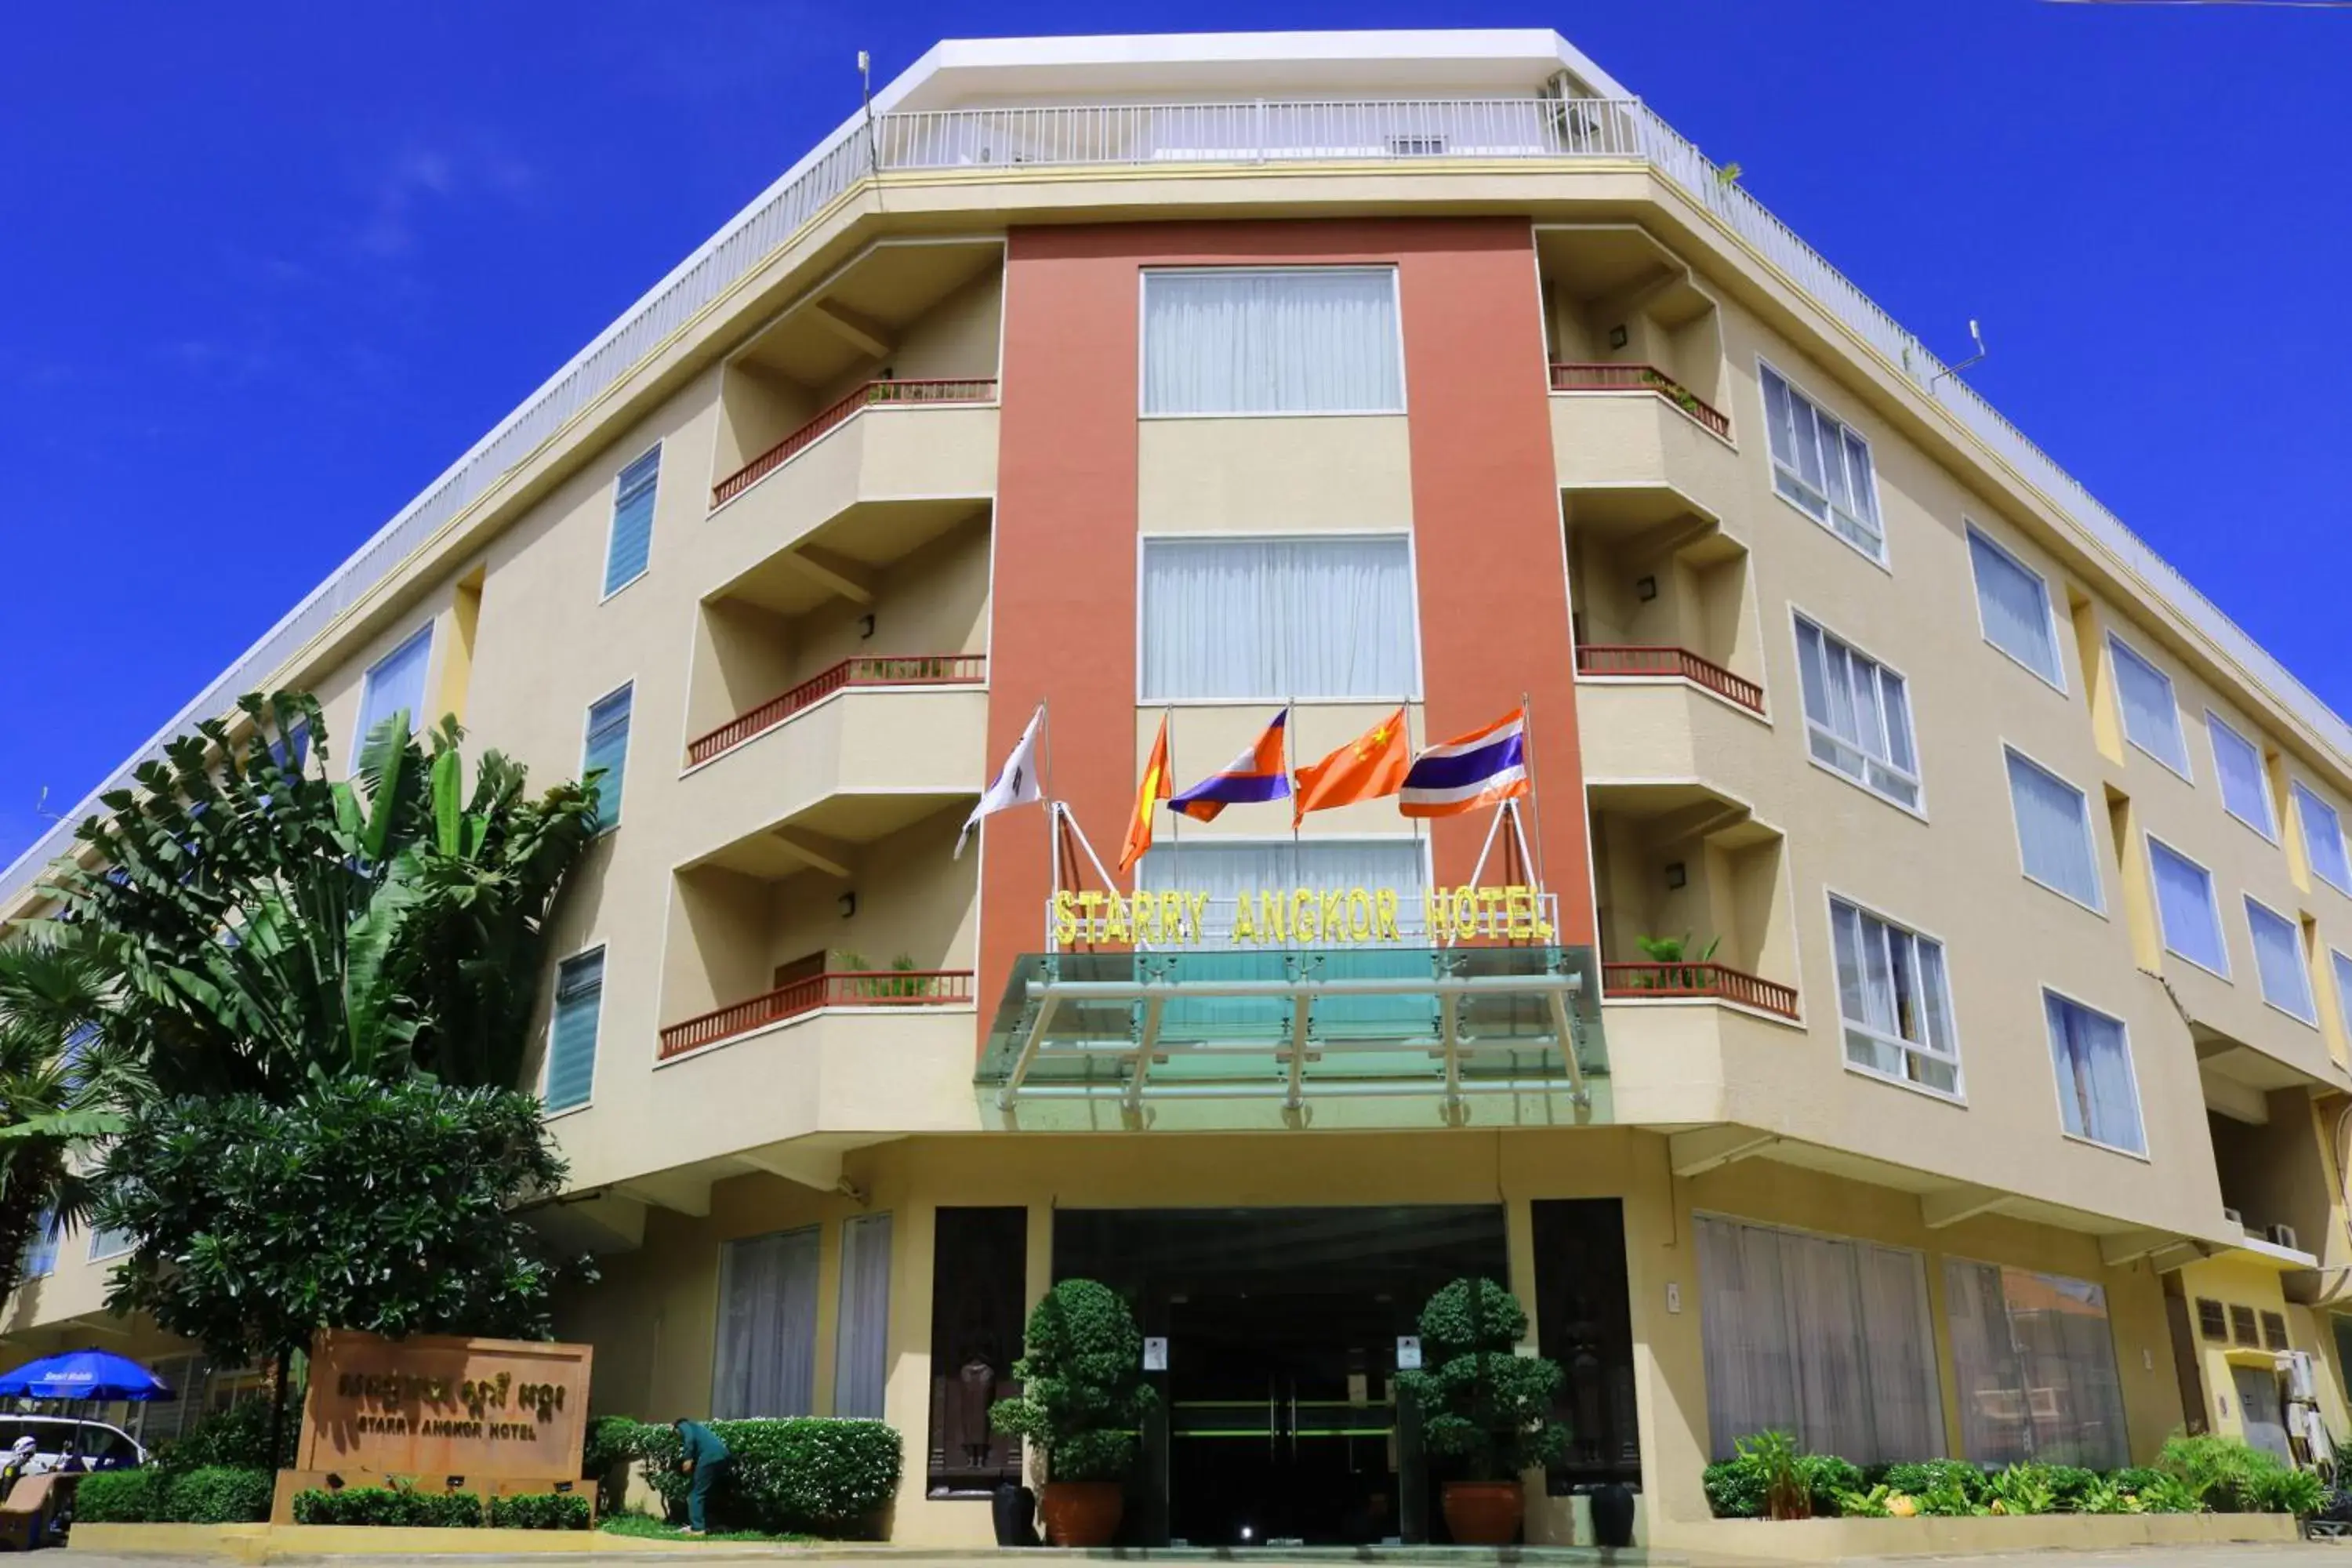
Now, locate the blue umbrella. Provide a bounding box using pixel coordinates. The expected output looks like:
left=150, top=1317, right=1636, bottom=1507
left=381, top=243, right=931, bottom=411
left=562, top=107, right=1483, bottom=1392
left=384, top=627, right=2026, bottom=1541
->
left=0, top=1348, right=174, bottom=1401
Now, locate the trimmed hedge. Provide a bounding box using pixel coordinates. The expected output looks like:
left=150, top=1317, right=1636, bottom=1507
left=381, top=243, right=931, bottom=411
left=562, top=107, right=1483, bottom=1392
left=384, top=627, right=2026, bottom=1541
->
left=292, top=1487, right=485, bottom=1528
left=624, top=1418, right=900, bottom=1536
left=488, top=1492, right=591, bottom=1530
left=73, top=1466, right=274, bottom=1524
left=153, top=1399, right=296, bottom=1474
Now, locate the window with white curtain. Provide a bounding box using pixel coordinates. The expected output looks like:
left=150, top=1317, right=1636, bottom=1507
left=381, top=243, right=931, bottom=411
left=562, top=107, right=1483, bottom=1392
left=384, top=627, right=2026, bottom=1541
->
left=2004, top=749, right=2103, bottom=912
left=1141, top=536, right=1418, bottom=701
left=833, top=1212, right=892, bottom=1419
left=2107, top=634, right=2190, bottom=778
left=2294, top=783, right=2352, bottom=894
left=1693, top=1215, right=1944, bottom=1465
left=1965, top=526, right=2063, bottom=688
left=353, top=625, right=433, bottom=769
left=1142, top=267, right=1404, bottom=416
left=1761, top=363, right=1883, bottom=559
left=713, top=1226, right=821, bottom=1417
left=2043, top=991, right=2143, bottom=1154
left=1830, top=896, right=1961, bottom=1097
left=1795, top=615, right=1920, bottom=811
left=1943, top=1261, right=2129, bottom=1468
left=2147, top=838, right=2229, bottom=976
left=2207, top=713, right=2276, bottom=840
left=2245, top=897, right=2317, bottom=1024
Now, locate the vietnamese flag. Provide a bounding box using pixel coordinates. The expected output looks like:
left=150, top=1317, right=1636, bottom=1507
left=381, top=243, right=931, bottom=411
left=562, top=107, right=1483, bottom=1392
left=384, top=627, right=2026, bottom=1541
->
left=1292, top=708, right=1410, bottom=826
left=1120, top=715, right=1172, bottom=873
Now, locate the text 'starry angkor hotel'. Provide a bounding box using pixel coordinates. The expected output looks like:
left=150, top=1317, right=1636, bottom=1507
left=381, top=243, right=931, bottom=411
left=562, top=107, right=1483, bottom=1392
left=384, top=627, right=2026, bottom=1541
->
left=13, top=29, right=2352, bottom=1547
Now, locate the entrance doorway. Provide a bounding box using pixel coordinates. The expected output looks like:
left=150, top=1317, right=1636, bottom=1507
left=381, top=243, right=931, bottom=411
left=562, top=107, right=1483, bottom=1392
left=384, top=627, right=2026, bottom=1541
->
left=1055, top=1205, right=1508, bottom=1546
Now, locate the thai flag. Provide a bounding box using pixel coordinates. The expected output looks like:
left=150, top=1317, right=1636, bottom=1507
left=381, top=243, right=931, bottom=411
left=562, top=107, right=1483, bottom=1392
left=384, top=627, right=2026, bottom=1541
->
left=1171, top=710, right=1291, bottom=822
left=1399, top=707, right=1530, bottom=818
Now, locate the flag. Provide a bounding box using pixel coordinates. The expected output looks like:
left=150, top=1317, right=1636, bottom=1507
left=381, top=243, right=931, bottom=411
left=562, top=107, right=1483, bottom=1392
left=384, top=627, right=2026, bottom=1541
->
left=955, top=704, right=1044, bottom=858
left=1170, top=710, right=1290, bottom=822
left=1291, top=707, right=1410, bottom=826
left=1399, top=706, right=1529, bottom=818
left=1120, top=715, right=1172, bottom=873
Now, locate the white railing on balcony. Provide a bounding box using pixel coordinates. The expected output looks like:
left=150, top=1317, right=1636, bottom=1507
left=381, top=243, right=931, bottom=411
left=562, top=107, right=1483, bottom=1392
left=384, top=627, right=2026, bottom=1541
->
left=9, top=93, right=2342, bottom=909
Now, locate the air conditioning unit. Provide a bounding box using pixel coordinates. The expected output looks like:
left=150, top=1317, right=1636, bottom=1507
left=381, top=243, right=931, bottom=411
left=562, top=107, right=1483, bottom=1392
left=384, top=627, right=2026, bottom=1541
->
left=2268, top=1222, right=2302, bottom=1253
left=2223, top=1207, right=2245, bottom=1229
left=2288, top=1351, right=2319, bottom=1402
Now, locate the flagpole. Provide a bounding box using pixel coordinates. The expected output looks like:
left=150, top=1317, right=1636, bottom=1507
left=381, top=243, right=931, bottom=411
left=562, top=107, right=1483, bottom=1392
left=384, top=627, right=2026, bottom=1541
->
left=1038, top=702, right=1060, bottom=949
left=1404, top=695, right=1428, bottom=944
left=1162, top=706, right=1178, bottom=900
left=1519, top=688, right=1552, bottom=919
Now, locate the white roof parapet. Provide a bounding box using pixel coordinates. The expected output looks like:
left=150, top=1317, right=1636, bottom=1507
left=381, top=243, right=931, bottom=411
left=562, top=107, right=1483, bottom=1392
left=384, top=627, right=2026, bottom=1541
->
left=5, top=31, right=2344, bottom=913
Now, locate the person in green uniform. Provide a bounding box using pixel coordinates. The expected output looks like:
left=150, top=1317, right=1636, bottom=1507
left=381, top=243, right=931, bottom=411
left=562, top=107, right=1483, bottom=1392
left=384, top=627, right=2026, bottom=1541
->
left=673, top=1418, right=729, bottom=1534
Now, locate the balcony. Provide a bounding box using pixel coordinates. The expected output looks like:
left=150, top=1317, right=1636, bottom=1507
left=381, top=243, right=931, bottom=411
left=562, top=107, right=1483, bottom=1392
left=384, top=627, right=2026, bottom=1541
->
left=1549, top=362, right=1729, bottom=441
left=660, top=969, right=976, bottom=1061
left=713, top=378, right=999, bottom=508
left=1576, top=644, right=1762, bottom=715
left=688, top=654, right=986, bottom=767
left=1601, top=960, right=1798, bottom=1021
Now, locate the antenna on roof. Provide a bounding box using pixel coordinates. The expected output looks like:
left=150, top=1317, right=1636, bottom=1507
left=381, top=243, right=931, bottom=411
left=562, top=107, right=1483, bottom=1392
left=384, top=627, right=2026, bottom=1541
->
left=1929, top=319, right=1988, bottom=387
left=858, top=50, right=880, bottom=187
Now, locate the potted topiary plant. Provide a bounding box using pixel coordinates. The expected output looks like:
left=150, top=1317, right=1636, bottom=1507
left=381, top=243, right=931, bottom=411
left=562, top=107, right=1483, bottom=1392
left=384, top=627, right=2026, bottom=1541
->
left=1397, top=1276, right=1566, bottom=1545
left=989, top=1279, right=1156, bottom=1547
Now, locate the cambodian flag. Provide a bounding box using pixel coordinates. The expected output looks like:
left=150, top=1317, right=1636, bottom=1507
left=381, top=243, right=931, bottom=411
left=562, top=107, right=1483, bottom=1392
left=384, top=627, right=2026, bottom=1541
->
left=1399, top=707, right=1530, bottom=818
left=1171, top=710, right=1291, bottom=822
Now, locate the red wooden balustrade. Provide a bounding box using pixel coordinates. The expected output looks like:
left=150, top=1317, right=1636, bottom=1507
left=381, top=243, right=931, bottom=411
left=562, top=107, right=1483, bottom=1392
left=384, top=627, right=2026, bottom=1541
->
left=687, top=653, right=986, bottom=766
left=659, top=971, right=975, bottom=1060
left=1576, top=644, right=1764, bottom=714
left=1548, top=361, right=1731, bottom=440
left=711, top=377, right=1000, bottom=506
left=1602, top=961, right=1798, bottom=1021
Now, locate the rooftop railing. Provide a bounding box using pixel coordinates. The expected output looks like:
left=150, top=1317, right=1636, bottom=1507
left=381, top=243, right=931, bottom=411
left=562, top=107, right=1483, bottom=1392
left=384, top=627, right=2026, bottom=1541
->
left=13, top=91, right=2339, bottom=912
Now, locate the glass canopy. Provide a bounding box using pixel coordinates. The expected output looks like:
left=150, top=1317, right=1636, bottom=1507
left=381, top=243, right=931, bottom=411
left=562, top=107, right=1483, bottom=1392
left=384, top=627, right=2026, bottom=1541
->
left=975, top=946, right=1608, bottom=1131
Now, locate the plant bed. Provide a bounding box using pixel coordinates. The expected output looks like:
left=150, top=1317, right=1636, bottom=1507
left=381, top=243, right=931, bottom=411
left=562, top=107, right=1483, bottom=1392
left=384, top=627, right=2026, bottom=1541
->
left=599, top=1512, right=814, bottom=1544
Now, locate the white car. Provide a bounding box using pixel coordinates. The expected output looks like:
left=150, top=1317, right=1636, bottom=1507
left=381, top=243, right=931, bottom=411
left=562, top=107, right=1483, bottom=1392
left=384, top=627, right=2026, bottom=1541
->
left=0, top=1415, right=147, bottom=1475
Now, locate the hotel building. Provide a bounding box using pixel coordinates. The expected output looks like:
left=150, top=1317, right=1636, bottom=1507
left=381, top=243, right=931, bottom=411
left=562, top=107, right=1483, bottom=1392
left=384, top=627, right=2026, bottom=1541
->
left=9, top=30, right=2352, bottom=1548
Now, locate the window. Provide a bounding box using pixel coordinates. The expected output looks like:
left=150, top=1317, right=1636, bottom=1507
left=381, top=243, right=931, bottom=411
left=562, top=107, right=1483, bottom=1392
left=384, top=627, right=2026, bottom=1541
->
left=927, top=1208, right=1027, bottom=1494
left=713, top=1226, right=820, bottom=1417
left=582, top=684, right=633, bottom=832
left=2295, top=782, right=2352, bottom=894
left=1966, top=526, right=2063, bottom=688
left=2107, top=634, right=2190, bottom=777
left=354, top=625, right=433, bottom=764
left=1141, top=536, right=1418, bottom=701
left=1944, top=1261, right=2128, bottom=1468
left=1693, top=1216, right=1944, bottom=1464
left=2005, top=749, right=2103, bottom=911
left=2245, top=897, right=2317, bottom=1024
left=1142, top=267, right=1403, bottom=416
left=2043, top=991, right=2143, bottom=1155
left=1830, top=897, right=1960, bottom=1095
left=2335, top=951, right=2352, bottom=1044
left=833, top=1212, right=892, bottom=1419
left=545, top=949, right=604, bottom=1112
left=2196, top=1298, right=2227, bottom=1341
left=603, top=446, right=660, bottom=597
left=1762, top=364, right=1882, bottom=558
left=2230, top=1304, right=2259, bottom=1347
left=2205, top=714, right=2275, bottom=840
left=20, top=1211, right=57, bottom=1282
left=2147, top=838, right=2228, bottom=976
left=1795, top=616, right=1920, bottom=811
left=2262, top=1311, right=2290, bottom=1352
left=139, top=1353, right=212, bottom=1446
left=88, top=1226, right=135, bottom=1261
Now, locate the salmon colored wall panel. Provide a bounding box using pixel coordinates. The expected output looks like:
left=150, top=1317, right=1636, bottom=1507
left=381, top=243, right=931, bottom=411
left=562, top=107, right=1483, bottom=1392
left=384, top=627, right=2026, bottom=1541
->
left=981, top=220, right=1593, bottom=1047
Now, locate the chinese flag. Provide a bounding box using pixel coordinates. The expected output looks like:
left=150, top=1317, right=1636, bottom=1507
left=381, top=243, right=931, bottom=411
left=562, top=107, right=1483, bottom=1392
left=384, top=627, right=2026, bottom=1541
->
left=1119, top=715, right=1172, bottom=873
left=1292, top=708, right=1410, bottom=826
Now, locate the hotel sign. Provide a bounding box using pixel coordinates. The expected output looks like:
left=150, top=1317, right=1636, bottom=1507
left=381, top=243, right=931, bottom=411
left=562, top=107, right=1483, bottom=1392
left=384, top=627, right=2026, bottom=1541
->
left=295, top=1330, right=593, bottom=1484
left=1050, top=884, right=1557, bottom=947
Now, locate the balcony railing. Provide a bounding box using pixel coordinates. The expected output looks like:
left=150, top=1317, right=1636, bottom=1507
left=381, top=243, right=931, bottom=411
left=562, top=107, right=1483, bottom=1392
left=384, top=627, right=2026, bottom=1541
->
left=1602, top=961, right=1798, bottom=1021
left=687, top=653, right=985, bottom=767
left=659, top=970, right=976, bottom=1060
left=711, top=378, right=999, bottom=507
left=1549, top=361, right=1731, bottom=441
left=1576, top=644, right=1763, bottom=714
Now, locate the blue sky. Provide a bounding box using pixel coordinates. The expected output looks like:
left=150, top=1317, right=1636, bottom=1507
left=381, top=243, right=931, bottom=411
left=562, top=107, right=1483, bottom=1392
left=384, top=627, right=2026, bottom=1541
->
left=2, top=2, right=2346, bottom=875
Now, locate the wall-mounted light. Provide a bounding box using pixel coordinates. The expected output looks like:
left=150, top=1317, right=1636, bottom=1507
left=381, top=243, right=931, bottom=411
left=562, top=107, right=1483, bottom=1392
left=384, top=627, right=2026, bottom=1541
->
left=837, top=891, right=858, bottom=920
left=1609, top=324, right=1630, bottom=350
left=858, top=613, right=876, bottom=640
left=1635, top=575, right=1658, bottom=602
left=1664, top=862, right=1688, bottom=890
left=445, top=1475, right=466, bottom=1491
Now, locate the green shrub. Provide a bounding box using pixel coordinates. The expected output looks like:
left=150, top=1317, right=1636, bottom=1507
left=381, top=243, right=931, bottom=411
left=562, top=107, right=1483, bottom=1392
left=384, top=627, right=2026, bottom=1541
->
left=292, top=1487, right=484, bottom=1527
left=160, top=1467, right=276, bottom=1524
left=1984, top=1462, right=2058, bottom=1515
left=488, top=1492, right=592, bottom=1530
left=1879, top=1460, right=1986, bottom=1504
left=2158, top=1431, right=2299, bottom=1512
left=1396, top=1278, right=1567, bottom=1482
left=583, top=1416, right=645, bottom=1515
left=632, top=1419, right=901, bottom=1536
left=153, top=1398, right=298, bottom=1473
left=1800, top=1454, right=1864, bottom=1514
left=74, top=1469, right=166, bottom=1523
left=2246, top=1463, right=2328, bottom=1517
left=989, top=1279, right=1156, bottom=1484
left=2040, top=1465, right=2099, bottom=1509
left=1831, top=1483, right=1895, bottom=1519
left=1703, top=1457, right=1766, bottom=1518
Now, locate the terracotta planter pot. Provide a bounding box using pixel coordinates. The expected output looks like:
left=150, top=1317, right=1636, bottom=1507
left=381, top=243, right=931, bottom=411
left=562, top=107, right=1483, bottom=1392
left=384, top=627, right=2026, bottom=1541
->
left=1038, top=1480, right=1124, bottom=1547
left=1442, top=1479, right=1524, bottom=1545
